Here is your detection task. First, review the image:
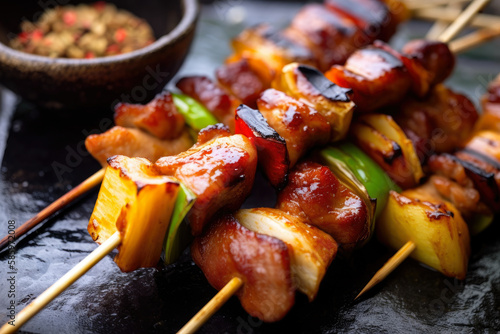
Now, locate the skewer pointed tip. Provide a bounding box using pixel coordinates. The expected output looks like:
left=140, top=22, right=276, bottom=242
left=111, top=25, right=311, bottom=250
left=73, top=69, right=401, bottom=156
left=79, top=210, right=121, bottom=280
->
left=354, top=240, right=416, bottom=301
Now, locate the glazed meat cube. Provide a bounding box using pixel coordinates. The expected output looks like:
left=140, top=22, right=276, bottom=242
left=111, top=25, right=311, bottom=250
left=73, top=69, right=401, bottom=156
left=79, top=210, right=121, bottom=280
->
left=114, top=90, right=185, bottom=139
left=191, top=214, right=295, bottom=322
left=276, top=161, right=369, bottom=250
left=155, top=125, right=258, bottom=235
left=176, top=75, right=239, bottom=132
left=85, top=126, right=193, bottom=167
left=257, top=89, right=330, bottom=167
left=325, top=46, right=412, bottom=112
left=283, top=4, right=364, bottom=71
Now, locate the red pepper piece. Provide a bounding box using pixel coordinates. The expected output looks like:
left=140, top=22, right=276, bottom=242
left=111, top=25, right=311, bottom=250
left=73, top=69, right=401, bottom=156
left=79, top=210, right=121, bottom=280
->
left=115, top=28, right=127, bottom=43
left=235, top=105, right=289, bottom=189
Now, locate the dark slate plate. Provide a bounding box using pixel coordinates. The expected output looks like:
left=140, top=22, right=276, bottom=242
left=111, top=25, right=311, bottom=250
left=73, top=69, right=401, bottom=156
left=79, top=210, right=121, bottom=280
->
left=1, top=1, right=500, bottom=333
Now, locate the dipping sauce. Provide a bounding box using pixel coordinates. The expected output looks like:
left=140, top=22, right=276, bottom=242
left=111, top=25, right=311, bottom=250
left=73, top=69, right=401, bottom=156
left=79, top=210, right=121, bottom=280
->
left=9, top=2, right=156, bottom=58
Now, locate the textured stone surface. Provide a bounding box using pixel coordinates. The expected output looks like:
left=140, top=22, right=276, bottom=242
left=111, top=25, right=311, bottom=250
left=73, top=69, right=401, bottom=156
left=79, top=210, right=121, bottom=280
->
left=1, top=1, right=500, bottom=333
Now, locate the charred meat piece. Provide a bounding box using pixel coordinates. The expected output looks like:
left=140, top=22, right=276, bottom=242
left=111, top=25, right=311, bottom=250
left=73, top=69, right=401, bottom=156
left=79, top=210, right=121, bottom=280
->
left=85, top=126, right=193, bottom=167
left=176, top=75, right=239, bottom=132
left=235, top=105, right=289, bottom=189
left=257, top=89, right=331, bottom=167
left=216, top=57, right=271, bottom=108
left=235, top=208, right=337, bottom=301
left=408, top=175, right=490, bottom=222
left=282, top=4, right=364, bottom=71
left=231, top=24, right=317, bottom=74
left=276, top=161, right=369, bottom=251
left=325, top=0, right=408, bottom=42
left=428, top=151, right=500, bottom=213
left=273, top=63, right=355, bottom=142
left=325, top=46, right=412, bottom=112
left=402, top=39, right=455, bottom=92
left=155, top=125, right=258, bottom=235
left=114, top=90, right=185, bottom=140
left=374, top=40, right=432, bottom=98
left=191, top=214, right=295, bottom=322
left=393, top=85, right=478, bottom=159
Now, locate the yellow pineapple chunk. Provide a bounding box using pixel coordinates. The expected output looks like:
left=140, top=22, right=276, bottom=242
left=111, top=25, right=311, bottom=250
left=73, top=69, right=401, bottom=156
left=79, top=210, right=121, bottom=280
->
left=377, top=190, right=470, bottom=279
left=88, top=155, right=180, bottom=272
left=234, top=208, right=338, bottom=301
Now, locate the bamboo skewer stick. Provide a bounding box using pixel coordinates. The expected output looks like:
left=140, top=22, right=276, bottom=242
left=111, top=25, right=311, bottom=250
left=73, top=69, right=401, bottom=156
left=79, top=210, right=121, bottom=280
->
left=414, top=5, right=499, bottom=30
left=355, top=241, right=416, bottom=300
left=0, top=168, right=105, bottom=251
left=426, top=2, right=464, bottom=40
left=437, top=0, right=491, bottom=43
left=177, top=277, right=244, bottom=334
left=449, top=25, right=500, bottom=53
left=0, top=231, right=121, bottom=334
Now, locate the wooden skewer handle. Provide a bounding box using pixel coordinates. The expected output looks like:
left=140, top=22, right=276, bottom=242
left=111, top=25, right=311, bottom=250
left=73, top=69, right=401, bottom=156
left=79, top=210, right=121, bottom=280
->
left=438, top=0, right=492, bottom=43
left=0, top=231, right=121, bottom=334
left=355, top=240, right=416, bottom=300
left=450, top=26, right=500, bottom=53
left=177, top=277, right=244, bottom=334
left=0, top=168, right=105, bottom=251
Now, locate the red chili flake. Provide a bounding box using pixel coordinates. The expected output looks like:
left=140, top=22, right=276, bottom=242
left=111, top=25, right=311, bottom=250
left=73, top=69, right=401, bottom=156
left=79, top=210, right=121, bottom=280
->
left=114, top=28, right=127, bottom=43
left=32, top=29, right=44, bottom=41
left=63, top=10, right=77, bottom=26
left=85, top=51, right=95, bottom=59
left=18, top=32, right=30, bottom=43
left=106, top=44, right=120, bottom=54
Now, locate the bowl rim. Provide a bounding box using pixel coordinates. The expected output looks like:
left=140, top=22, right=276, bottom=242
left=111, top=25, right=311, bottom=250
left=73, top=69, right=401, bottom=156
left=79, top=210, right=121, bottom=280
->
left=0, top=0, right=199, bottom=66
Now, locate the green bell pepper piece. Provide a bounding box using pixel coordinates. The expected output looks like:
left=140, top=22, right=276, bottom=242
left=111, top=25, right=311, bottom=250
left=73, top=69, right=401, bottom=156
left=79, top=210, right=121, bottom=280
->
left=335, top=142, right=401, bottom=218
left=172, top=93, right=219, bottom=132
left=163, top=182, right=197, bottom=265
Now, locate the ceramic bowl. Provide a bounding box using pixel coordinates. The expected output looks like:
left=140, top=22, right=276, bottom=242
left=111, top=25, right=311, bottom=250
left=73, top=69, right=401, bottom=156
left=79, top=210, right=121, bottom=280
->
left=0, top=0, right=199, bottom=110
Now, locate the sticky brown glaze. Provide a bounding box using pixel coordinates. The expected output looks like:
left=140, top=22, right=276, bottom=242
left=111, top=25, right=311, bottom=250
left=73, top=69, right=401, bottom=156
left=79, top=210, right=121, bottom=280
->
left=325, top=46, right=412, bottom=112
left=85, top=126, right=194, bottom=167
left=216, top=58, right=270, bottom=108
left=154, top=127, right=258, bottom=235
left=428, top=152, right=500, bottom=214
left=393, top=85, right=478, bottom=160
left=325, top=0, right=401, bottom=42
left=283, top=4, right=364, bottom=71
left=257, top=89, right=330, bottom=167
left=114, top=90, right=185, bottom=140
left=191, top=214, right=295, bottom=322
left=402, top=40, right=455, bottom=91
left=176, top=76, right=239, bottom=132
left=231, top=24, right=318, bottom=73
left=276, top=161, right=369, bottom=250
